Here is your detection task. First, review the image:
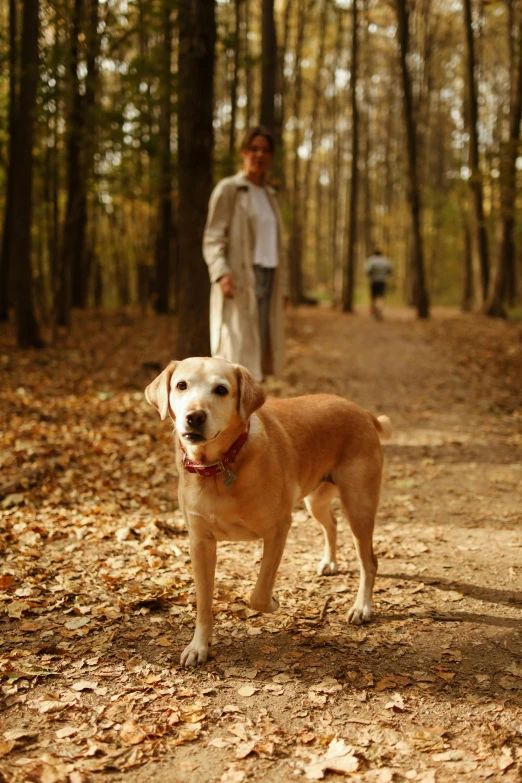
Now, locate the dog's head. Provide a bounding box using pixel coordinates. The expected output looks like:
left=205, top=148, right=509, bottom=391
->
left=145, top=357, right=266, bottom=445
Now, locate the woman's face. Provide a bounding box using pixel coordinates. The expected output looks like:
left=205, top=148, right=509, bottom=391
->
left=241, top=135, right=273, bottom=182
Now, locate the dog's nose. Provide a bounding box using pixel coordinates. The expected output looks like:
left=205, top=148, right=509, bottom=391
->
left=186, top=409, right=207, bottom=427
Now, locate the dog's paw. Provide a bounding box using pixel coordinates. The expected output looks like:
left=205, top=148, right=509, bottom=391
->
left=346, top=603, right=372, bottom=625
left=317, top=558, right=338, bottom=576
left=250, top=594, right=279, bottom=613
left=180, top=640, right=209, bottom=668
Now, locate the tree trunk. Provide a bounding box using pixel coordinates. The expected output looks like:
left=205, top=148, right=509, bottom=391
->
left=484, top=6, right=522, bottom=317
left=288, top=0, right=309, bottom=305
left=463, top=0, right=490, bottom=304
left=229, top=0, right=241, bottom=158
left=244, top=0, right=252, bottom=128
left=260, top=0, right=277, bottom=134
left=58, top=0, right=83, bottom=325
left=155, top=0, right=174, bottom=314
left=83, top=0, right=100, bottom=304
left=11, top=0, right=43, bottom=347
left=0, top=0, right=18, bottom=322
left=342, top=0, right=359, bottom=313
left=329, top=8, right=344, bottom=304
left=395, top=0, right=430, bottom=318
left=302, top=0, right=327, bottom=291
left=176, top=0, right=215, bottom=357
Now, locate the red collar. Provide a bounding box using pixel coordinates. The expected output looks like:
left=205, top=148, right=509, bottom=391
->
left=179, top=426, right=249, bottom=477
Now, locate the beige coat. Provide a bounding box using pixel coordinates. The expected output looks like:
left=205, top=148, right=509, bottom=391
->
left=202, top=172, right=286, bottom=381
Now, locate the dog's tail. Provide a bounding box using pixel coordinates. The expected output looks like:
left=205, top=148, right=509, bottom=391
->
left=374, top=414, right=392, bottom=441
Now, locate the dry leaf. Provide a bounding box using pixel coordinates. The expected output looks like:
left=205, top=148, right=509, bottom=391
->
left=71, top=680, right=98, bottom=691
left=385, top=692, right=406, bottom=712
left=220, top=767, right=246, bottom=783
left=155, top=636, right=173, bottom=647
left=237, top=685, right=258, bottom=697
left=55, top=726, right=79, bottom=739
left=304, top=738, right=359, bottom=779
left=0, top=741, right=15, bottom=757
left=236, top=740, right=256, bottom=759
left=120, top=720, right=147, bottom=745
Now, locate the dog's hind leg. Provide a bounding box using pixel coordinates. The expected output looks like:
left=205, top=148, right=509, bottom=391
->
left=305, top=483, right=339, bottom=576
left=335, top=460, right=381, bottom=625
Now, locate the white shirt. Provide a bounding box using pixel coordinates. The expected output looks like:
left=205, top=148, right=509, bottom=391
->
left=364, top=255, right=392, bottom=283
left=249, top=185, right=278, bottom=269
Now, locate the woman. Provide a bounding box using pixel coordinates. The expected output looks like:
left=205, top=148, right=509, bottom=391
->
left=203, top=126, right=286, bottom=382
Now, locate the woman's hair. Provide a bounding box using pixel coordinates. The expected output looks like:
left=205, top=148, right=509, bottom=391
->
left=240, top=126, right=275, bottom=154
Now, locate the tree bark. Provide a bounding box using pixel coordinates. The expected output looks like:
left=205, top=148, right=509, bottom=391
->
left=395, top=0, right=430, bottom=318
left=302, top=0, right=327, bottom=283
left=11, top=0, right=43, bottom=347
left=176, top=0, right=215, bottom=357
left=342, top=0, right=359, bottom=313
left=154, top=0, right=174, bottom=314
left=288, top=0, right=310, bottom=305
left=463, top=0, right=490, bottom=304
left=0, top=0, right=18, bottom=322
left=58, top=0, right=83, bottom=324
left=260, top=0, right=277, bottom=134
left=484, top=4, right=522, bottom=317
left=229, top=0, right=241, bottom=157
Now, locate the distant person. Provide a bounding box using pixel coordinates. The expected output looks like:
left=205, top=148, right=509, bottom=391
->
left=364, top=248, right=393, bottom=320
left=203, top=126, right=286, bottom=382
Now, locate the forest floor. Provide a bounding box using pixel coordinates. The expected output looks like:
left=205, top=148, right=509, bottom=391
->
left=0, top=305, right=521, bottom=783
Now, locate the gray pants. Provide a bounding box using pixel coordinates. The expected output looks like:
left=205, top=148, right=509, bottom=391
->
left=254, top=266, right=275, bottom=362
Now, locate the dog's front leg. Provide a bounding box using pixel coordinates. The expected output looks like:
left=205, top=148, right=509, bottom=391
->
left=250, top=522, right=291, bottom=613
left=180, top=531, right=216, bottom=667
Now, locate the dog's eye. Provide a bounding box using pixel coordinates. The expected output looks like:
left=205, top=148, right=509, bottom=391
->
left=176, top=381, right=187, bottom=391
left=214, top=385, right=229, bottom=396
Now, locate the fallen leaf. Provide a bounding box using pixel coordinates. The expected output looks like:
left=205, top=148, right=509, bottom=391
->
left=120, top=720, right=147, bottom=745
left=155, top=636, right=173, bottom=647
left=3, top=729, right=38, bottom=742
left=0, top=741, right=15, bottom=757
left=64, top=616, right=91, bottom=630
left=55, top=726, right=79, bottom=739
left=71, top=680, right=98, bottom=691
left=7, top=600, right=30, bottom=619
left=220, top=767, right=246, bottom=783
left=304, top=738, right=359, bottom=779
left=237, top=685, right=258, bottom=697
left=385, top=692, right=406, bottom=712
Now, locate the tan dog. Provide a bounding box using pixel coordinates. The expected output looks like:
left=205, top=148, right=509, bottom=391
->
left=146, top=357, right=391, bottom=667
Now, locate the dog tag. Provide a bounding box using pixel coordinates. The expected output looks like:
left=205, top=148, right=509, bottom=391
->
left=223, top=469, right=237, bottom=489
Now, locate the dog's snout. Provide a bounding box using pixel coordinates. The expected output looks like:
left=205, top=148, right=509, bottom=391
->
left=186, top=409, right=207, bottom=427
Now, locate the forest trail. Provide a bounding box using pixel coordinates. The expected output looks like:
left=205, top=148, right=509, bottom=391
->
left=0, top=306, right=521, bottom=782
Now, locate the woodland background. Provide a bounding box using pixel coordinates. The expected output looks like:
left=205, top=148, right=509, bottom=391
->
left=2, top=0, right=522, bottom=351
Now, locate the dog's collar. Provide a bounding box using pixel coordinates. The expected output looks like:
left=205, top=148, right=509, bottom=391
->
left=179, top=425, right=250, bottom=478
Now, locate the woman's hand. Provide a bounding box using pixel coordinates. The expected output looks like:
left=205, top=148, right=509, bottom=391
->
left=219, top=274, right=235, bottom=298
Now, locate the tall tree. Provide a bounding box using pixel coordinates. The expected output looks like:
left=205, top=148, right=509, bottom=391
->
left=463, top=0, right=490, bottom=305
left=0, top=0, right=18, bottom=322
left=288, top=0, right=309, bottom=305
left=58, top=0, right=83, bottom=324
left=395, top=0, right=430, bottom=318
left=229, top=0, right=241, bottom=156
left=176, top=0, right=215, bottom=357
left=155, top=0, right=174, bottom=314
left=485, top=0, right=522, bottom=317
left=302, top=0, right=327, bottom=283
left=10, top=0, right=43, bottom=347
left=260, top=0, right=277, bottom=133
left=342, top=0, right=359, bottom=313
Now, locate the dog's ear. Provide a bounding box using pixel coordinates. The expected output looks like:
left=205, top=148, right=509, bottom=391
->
left=145, top=361, right=178, bottom=420
left=234, top=365, right=266, bottom=420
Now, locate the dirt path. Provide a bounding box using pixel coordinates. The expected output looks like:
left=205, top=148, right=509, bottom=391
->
left=0, top=307, right=521, bottom=782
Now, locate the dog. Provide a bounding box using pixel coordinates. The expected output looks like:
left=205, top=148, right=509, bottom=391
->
left=145, top=357, right=391, bottom=667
